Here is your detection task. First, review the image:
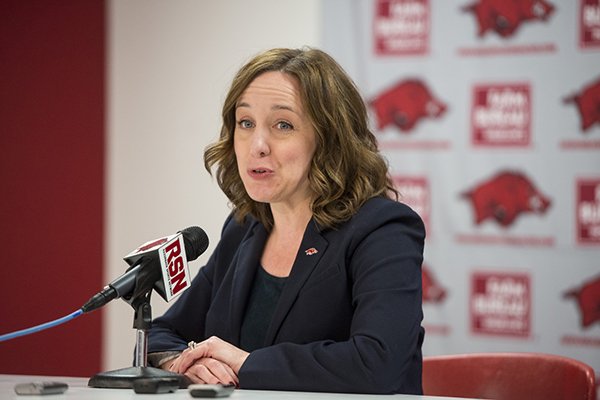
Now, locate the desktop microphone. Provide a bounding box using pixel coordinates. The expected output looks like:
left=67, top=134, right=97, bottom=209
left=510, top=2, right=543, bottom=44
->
left=81, top=226, right=209, bottom=313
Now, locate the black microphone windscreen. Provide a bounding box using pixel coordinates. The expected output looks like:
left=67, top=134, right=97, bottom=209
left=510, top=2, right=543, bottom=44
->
left=181, top=226, right=209, bottom=260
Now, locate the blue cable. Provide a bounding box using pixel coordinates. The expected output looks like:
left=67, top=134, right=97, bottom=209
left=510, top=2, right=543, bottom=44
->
left=0, top=309, right=84, bottom=342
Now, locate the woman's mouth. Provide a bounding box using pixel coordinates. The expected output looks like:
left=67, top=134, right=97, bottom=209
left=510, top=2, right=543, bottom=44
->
left=248, top=168, right=273, bottom=178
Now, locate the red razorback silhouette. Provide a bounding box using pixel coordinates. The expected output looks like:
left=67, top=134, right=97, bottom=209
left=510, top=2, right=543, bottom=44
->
left=422, top=264, right=447, bottom=303
left=564, top=275, right=600, bottom=328
left=564, top=77, right=600, bottom=132
left=370, top=79, right=447, bottom=133
left=462, top=170, right=551, bottom=227
left=462, top=0, right=555, bottom=38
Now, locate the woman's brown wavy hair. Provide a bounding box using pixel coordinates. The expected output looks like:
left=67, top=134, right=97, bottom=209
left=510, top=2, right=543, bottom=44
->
left=204, top=47, right=397, bottom=231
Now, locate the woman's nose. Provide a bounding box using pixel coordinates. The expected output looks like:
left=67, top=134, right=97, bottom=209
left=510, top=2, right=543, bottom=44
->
left=250, top=129, right=270, bottom=158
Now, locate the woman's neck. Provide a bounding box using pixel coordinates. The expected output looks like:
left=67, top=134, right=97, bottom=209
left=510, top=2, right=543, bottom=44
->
left=261, top=203, right=313, bottom=277
left=269, top=199, right=313, bottom=234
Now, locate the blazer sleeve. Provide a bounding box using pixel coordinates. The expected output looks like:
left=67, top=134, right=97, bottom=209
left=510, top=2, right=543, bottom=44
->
left=238, top=200, right=426, bottom=394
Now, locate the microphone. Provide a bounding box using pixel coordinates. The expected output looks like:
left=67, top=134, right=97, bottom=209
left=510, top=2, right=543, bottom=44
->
left=81, top=226, right=209, bottom=313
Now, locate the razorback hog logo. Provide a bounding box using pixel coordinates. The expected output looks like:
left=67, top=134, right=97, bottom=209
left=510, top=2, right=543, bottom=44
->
left=564, top=275, right=600, bottom=328
left=564, top=77, right=600, bottom=132
left=422, top=264, right=447, bottom=303
left=462, top=0, right=555, bottom=38
left=462, top=170, right=551, bottom=227
left=370, top=79, right=447, bottom=133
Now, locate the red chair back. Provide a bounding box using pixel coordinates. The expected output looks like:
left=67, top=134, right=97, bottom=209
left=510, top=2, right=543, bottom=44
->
left=423, top=352, right=596, bottom=400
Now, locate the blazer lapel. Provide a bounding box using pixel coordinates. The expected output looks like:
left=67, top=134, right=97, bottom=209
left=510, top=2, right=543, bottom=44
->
left=264, top=220, right=329, bottom=344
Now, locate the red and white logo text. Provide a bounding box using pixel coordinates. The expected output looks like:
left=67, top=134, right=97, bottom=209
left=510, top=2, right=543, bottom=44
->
left=394, top=176, right=430, bottom=235
left=471, top=272, right=531, bottom=337
left=472, top=83, right=531, bottom=147
left=162, top=236, right=191, bottom=298
left=580, top=0, right=600, bottom=48
left=577, top=178, right=600, bottom=244
left=373, top=0, right=429, bottom=55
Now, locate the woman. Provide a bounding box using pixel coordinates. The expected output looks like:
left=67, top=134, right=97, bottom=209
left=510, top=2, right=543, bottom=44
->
left=147, top=47, right=425, bottom=394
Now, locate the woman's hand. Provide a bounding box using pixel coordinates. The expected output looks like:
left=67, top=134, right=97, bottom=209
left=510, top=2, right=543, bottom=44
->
left=166, top=354, right=239, bottom=385
left=174, top=336, right=249, bottom=379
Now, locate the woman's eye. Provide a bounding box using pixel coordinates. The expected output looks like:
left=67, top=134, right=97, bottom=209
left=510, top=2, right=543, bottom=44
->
left=237, top=119, right=254, bottom=129
left=277, top=121, right=294, bottom=131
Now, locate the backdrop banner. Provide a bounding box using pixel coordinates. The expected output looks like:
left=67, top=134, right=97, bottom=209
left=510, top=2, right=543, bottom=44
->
left=323, top=0, right=600, bottom=380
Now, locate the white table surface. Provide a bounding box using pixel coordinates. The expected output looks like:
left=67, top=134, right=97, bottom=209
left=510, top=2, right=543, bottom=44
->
left=0, top=374, right=470, bottom=400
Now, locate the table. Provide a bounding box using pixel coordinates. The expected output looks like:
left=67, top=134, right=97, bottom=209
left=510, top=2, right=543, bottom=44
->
left=1, top=375, right=470, bottom=399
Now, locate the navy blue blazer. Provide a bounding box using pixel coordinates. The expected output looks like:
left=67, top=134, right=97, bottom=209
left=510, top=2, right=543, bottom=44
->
left=148, top=196, right=425, bottom=394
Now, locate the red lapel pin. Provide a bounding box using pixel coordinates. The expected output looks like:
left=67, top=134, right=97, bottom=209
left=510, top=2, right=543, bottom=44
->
left=304, top=247, right=318, bottom=256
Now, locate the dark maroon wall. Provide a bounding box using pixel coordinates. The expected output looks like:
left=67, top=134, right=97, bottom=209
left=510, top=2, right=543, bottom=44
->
left=0, top=0, right=105, bottom=376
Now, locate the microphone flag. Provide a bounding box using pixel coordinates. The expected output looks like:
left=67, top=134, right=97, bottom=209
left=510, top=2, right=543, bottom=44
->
left=124, top=232, right=192, bottom=302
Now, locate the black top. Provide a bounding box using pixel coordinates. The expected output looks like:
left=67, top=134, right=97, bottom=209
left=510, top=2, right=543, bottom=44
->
left=240, top=266, right=287, bottom=352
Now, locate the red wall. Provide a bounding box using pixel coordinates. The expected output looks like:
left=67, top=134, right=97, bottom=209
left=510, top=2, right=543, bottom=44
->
left=0, top=0, right=105, bottom=376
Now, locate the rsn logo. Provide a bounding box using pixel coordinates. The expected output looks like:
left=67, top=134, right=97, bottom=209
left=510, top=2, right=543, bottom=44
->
left=462, top=170, right=551, bottom=227
left=161, top=237, right=190, bottom=298
left=462, top=0, right=555, bottom=38
left=370, top=79, right=447, bottom=133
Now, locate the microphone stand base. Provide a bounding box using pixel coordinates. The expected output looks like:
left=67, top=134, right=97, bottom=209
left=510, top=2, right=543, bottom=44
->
left=88, top=366, right=189, bottom=389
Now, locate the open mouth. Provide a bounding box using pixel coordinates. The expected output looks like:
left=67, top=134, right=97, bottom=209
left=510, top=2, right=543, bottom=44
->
left=248, top=168, right=273, bottom=177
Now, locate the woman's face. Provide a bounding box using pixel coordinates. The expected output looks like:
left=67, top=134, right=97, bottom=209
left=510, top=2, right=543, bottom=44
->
left=234, top=71, right=317, bottom=211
